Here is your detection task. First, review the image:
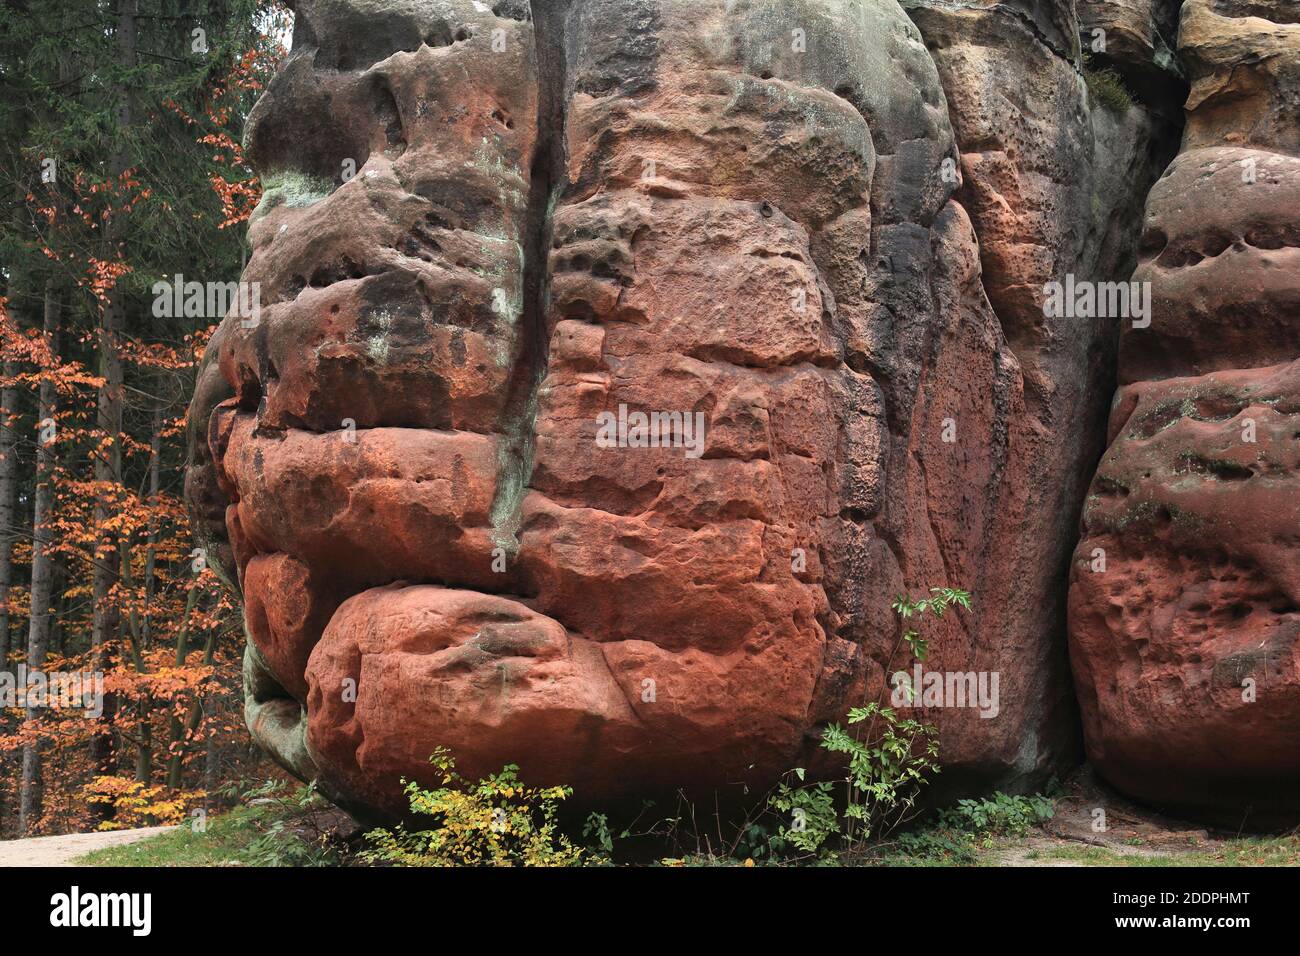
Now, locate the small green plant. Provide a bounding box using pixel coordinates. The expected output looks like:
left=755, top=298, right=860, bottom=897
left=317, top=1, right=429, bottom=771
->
left=761, top=587, right=967, bottom=861
left=889, top=827, right=979, bottom=865
left=582, top=812, right=616, bottom=856
left=244, top=782, right=345, bottom=866
left=764, top=707, right=940, bottom=862
left=1083, top=54, right=1133, bottom=114
left=892, top=587, right=971, bottom=667
left=767, top=770, right=840, bottom=858
left=824, top=703, right=940, bottom=845
left=938, top=791, right=1056, bottom=837
left=360, top=748, right=604, bottom=867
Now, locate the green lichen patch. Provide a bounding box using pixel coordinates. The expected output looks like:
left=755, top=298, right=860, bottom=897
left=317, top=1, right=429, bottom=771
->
left=252, top=169, right=335, bottom=220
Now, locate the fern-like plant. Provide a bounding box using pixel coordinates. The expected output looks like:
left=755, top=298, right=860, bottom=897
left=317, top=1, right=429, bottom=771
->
left=763, top=587, right=968, bottom=861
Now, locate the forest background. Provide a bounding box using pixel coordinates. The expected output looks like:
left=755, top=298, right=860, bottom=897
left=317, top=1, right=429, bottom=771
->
left=0, top=0, right=292, bottom=837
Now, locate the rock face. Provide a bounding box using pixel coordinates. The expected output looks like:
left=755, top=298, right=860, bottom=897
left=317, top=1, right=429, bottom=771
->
left=1068, top=0, right=1300, bottom=826
left=185, top=0, right=1290, bottom=822
left=900, top=0, right=1183, bottom=800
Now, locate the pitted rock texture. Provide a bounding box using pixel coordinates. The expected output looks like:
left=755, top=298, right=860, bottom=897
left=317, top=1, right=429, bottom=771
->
left=1122, top=146, right=1300, bottom=383
left=1070, top=363, right=1300, bottom=823
left=1069, top=0, right=1300, bottom=826
left=186, top=0, right=1224, bottom=819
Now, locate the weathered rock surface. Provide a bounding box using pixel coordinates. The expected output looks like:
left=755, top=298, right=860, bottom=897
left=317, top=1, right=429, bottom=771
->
left=183, top=0, right=1294, bottom=823
left=1180, top=0, right=1300, bottom=153
left=1069, top=0, right=1300, bottom=826
left=1122, top=146, right=1300, bottom=383
left=899, top=0, right=1182, bottom=797
left=1078, top=0, right=1185, bottom=97
left=1071, top=362, right=1300, bottom=824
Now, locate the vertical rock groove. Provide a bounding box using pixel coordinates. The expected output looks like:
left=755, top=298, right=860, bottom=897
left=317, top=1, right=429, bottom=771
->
left=489, top=0, right=573, bottom=553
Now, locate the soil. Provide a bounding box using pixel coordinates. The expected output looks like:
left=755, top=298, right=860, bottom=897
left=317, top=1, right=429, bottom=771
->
left=0, top=826, right=179, bottom=867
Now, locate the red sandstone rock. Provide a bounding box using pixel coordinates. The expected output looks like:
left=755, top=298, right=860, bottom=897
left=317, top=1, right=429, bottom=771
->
left=1070, top=362, right=1300, bottom=824
left=1122, top=147, right=1300, bottom=384
left=243, top=553, right=337, bottom=704
left=182, top=0, right=1293, bottom=822
left=1069, top=1, right=1300, bottom=825
left=899, top=0, right=1183, bottom=794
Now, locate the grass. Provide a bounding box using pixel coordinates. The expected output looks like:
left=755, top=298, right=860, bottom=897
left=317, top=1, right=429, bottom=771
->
left=72, top=784, right=1300, bottom=868
left=1029, top=835, right=1300, bottom=867
left=77, top=785, right=349, bottom=867
left=78, top=818, right=1300, bottom=867
left=856, top=830, right=1300, bottom=868
left=78, top=802, right=280, bottom=866
left=1082, top=54, right=1134, bottom=114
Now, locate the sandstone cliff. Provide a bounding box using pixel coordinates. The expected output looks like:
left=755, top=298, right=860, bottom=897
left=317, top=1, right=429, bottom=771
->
left=184, top=0, right=1297, bottom=824
left=1068, top=0, right=1300, bottom=827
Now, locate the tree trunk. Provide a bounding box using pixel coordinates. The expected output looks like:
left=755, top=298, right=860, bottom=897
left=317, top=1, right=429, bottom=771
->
left=1, top=20, right=33, bottom=694
left=119, top=536, right=151, bottom=783
left=142, top=400, right=160, bottom=648
left=133, top=402, right=162, bottom=781
left=0, top=361, right=19, bottom=840
left=49, top=575, right=67, bottom=658
left=165, top=585, right=203, bottom=789
left=88, top=0, right=137, bottom=792
left=204, top=692, right=219, bottom=795
left=18, top=284, right=59, bottom=834
left=88, top=306, right=125, bottom=787
left=0, top=359, right=18, bottom=673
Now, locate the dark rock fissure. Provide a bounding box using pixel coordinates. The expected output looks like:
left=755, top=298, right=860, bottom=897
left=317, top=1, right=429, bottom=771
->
left=489, top=0, right=573, bottom=553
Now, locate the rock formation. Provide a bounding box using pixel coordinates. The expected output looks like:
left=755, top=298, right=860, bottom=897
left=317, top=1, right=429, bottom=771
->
left=1068, top=0, right=1300, bottom=827
left=184, top=0, right=1296, bottom=824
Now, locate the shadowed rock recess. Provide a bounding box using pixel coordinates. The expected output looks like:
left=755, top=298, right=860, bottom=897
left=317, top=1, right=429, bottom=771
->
left=184, top=0, right=1295, bottom=823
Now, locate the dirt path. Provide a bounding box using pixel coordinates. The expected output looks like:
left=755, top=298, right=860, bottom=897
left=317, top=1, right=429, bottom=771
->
left=0, top=826, right=178, bottom=867
left=986, top=767, right=1219, bottom=866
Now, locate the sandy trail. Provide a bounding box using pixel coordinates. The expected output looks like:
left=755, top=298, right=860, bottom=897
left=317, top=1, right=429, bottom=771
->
left=0, top=826, right=178, bottom=867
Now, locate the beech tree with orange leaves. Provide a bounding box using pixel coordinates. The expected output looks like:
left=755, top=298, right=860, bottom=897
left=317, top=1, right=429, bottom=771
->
left=0, top=0, right=291, bottom=836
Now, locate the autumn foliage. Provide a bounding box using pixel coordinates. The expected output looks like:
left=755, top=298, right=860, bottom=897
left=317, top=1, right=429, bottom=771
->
left=0, top=0, right=292, bottom=835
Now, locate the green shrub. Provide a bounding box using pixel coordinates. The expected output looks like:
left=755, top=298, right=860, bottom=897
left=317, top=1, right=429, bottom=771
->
left=763, top=703, right=940, bottom=862
left=767, top=772, right=840, bottom=857
left=360, top=748, right=605, bottom=867
left=938, top=791, right=1056, bottom=837
left=244, top=782, right=347, bottom=866
left=760, top=588, right=967, bottom=862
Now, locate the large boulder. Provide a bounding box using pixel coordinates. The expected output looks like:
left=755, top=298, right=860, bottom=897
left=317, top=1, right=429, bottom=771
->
left=1070, top=362, right=1300, bottom=825
left=188, top=0, right=1178, bottom=818
left=1069, top=0, right=1300, bottom=826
